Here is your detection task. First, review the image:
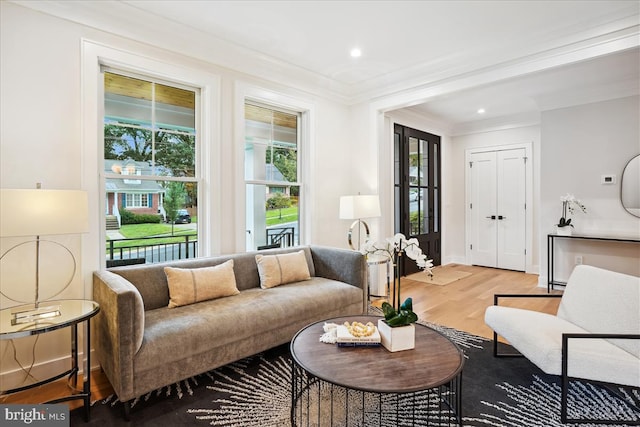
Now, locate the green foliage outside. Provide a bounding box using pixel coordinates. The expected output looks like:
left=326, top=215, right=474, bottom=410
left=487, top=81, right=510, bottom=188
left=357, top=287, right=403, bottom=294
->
left=104, top=124, right=197, bottom=205
left=120, top=209, right=162, bottom=225
left=266, top=206, right=298, bottom=226
left=267, top=147, right=298, bottom=197
left=409, top=210, right=425, bottom=235
left=163, top=182, right=187, bottom=228
left=266, top=193, right=292, bottom=220
left=107, top=221, right=197, bottom=249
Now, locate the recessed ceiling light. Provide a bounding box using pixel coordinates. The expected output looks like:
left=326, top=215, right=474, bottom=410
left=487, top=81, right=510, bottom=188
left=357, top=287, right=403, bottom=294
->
left=477, top=108, right=486, bottom=114
left=350, top=48, right=362, bottom=58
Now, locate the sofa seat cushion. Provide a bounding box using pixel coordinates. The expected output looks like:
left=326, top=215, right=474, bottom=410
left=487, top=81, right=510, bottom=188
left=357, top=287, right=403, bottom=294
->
left=485, top=305, right=640, bottom=387
left=135, top=277, right=362, bottom=371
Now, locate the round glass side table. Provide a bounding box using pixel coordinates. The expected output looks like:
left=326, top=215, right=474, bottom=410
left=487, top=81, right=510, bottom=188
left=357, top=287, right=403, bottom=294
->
left=0, top=299, right=100, bottom=421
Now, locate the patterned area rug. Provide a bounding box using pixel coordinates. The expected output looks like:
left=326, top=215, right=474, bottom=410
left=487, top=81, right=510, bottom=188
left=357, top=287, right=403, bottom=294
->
left=71, top=319, right=639, bottom=426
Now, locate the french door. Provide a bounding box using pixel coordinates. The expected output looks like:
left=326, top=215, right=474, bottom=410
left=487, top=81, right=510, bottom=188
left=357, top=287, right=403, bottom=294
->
left=468, top=148, right=526, bottom=271
left=394, top=124, right=441, bottom=274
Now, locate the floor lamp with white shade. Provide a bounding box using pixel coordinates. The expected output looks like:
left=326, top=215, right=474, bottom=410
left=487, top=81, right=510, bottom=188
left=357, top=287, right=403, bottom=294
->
left=0, top=187, right=89, bottom=325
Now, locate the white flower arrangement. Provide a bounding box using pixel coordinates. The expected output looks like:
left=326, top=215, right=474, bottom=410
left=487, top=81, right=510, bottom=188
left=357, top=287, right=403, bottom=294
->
left=557, top=193, right=587, bottom=228
left=361, top=233, right=434, bottom=275
left=361, top=233, right=433, bottom=312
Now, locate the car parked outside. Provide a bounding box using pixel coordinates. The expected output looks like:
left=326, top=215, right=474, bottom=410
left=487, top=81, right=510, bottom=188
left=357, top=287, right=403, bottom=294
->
left=174, top=209, right=191, bottom=224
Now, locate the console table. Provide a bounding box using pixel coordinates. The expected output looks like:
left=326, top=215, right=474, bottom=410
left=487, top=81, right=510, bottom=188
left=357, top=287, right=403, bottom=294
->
left=547, top=234, right=640, bottom=291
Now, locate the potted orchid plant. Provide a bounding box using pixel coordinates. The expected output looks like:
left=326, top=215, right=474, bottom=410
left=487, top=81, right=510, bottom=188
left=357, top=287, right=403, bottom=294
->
left=556, top=193, right=587, bottom=235
left=361, top=234, right=433, bottom=352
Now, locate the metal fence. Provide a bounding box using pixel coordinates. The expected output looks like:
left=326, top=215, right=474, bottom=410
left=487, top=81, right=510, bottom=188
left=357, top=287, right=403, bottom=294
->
left=106, top=234, right=198, bottom=266
left=106, top=226, right=296, bottom=267
left=266, top=226, right=295, bottom=247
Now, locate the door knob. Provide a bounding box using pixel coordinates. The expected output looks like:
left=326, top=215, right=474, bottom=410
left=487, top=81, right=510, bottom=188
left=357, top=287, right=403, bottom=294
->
left=498, top=215, right=506, bottom=220
left=486, top=215, right=496, bottom=220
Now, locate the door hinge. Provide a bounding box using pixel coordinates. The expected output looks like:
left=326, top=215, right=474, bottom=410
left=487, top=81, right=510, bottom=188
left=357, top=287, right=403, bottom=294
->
left=470, top=203, right=472, bottom=209
left=470, top=244, right=473, bottom=250
left=523, top=156, right=528, bottom=164
left=469, top=161, right=473, bottom=168
left=524, top=249, right=527, bottom=255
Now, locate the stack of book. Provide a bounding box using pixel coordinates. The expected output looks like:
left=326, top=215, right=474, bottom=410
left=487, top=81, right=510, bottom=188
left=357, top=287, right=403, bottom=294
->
left=336, top=324, right=381, bottom=347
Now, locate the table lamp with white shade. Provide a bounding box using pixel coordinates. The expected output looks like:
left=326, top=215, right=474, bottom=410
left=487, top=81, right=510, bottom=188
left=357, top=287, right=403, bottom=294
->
left=339, top=195, right=381, bottom=250
left=0, top=186, right=89, bottom=325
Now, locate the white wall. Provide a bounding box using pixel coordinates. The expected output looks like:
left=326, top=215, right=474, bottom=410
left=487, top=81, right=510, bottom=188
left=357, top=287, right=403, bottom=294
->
left=540, top=96, right=640, bottom=282
left=0, top=2, right=351, bottom=385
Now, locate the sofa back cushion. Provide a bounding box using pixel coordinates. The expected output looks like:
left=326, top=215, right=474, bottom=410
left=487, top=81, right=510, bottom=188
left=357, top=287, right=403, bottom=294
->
left=165, top=260, right=240, bottom=308
left=557, top=265, right=639, bottom=356
left=108, top=246, right=315, bottom=310
left=255, top=250, right=311, bottom=288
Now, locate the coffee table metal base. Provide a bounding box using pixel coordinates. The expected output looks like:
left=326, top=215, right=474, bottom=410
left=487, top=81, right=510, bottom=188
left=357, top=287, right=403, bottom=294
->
left=291, top=366, right=462, bottom=426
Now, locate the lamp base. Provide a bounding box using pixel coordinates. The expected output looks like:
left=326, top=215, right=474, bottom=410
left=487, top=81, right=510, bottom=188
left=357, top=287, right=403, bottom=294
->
left=11, top=305, right=61, bottom=325
left=347, top=219, right=371, bottom=251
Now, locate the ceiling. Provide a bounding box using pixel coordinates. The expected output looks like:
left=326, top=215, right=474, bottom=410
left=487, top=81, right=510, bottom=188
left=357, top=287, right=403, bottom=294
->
left=15, top=0, right=640, bottom=132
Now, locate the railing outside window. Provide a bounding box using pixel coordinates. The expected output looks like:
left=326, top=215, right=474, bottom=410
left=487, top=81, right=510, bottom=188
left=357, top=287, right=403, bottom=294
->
left=106, top=234, right=197, bottom=267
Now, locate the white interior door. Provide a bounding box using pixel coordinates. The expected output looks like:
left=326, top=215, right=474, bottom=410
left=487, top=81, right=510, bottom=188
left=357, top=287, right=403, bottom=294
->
left=496, top=149, right=526, bottom=270
left=469, top=152, right=497, bottom=267
left=469, top=148, right=526, bottom=271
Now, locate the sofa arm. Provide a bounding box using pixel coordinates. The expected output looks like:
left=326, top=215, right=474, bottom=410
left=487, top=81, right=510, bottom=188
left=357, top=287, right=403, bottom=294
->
left=310, top=245, right=367, bottom=289
left=92, top=270, right=145, bottom=401
left=489, top=293, right=563, bottom=357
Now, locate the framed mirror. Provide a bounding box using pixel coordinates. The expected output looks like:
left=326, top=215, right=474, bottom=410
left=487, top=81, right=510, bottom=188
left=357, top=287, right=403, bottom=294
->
left=621, top=154, right=640, bottom=218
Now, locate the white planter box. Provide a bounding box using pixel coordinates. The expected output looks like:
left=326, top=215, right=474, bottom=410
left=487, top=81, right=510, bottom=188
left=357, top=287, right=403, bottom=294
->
left=377, top=319, right=415, bottom=352
left=556, top=226, right=572, bottom=236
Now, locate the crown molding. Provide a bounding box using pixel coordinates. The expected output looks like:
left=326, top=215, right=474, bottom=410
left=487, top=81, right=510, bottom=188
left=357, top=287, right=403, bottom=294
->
left=11, top=1, right=640, bottom=109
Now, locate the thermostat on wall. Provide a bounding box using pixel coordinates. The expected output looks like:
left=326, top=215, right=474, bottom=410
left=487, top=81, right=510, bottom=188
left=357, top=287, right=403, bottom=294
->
left=601, top=174, right=616, bottom=185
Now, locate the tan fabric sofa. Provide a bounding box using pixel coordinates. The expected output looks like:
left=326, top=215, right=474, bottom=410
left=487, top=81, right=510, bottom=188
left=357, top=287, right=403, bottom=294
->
left=92, top=245, right=366, bottom=415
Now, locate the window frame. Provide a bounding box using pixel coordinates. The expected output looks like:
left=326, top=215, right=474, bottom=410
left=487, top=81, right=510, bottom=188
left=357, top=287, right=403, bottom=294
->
left=82, top=41, right=221, bottom=274
left=234, top=83, right=314, bottom=252
left=244, top=101, right=302, bottom=251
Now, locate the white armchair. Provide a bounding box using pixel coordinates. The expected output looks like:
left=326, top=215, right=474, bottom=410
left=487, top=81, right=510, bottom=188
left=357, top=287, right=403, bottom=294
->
left=485, top=265, right=640, bottom=424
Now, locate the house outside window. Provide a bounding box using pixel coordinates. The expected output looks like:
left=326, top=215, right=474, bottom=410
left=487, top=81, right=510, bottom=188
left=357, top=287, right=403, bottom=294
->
left=244, top=102, right=301, bottom=250
left=103, top=70, right=199, bottom=265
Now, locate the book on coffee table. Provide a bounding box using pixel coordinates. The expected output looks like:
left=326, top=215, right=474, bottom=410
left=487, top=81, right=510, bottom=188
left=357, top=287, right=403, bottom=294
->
left=336, top=325, right=381, bottom=347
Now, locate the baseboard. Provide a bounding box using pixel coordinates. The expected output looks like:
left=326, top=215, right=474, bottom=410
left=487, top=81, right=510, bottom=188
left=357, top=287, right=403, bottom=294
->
left=0, top=348, right=99, bottom=392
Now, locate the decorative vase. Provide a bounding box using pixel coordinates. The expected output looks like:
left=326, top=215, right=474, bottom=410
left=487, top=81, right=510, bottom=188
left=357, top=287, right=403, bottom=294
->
left=556, top=226, right=572, bottom=236
left=377, top=319, right=415, bottom=352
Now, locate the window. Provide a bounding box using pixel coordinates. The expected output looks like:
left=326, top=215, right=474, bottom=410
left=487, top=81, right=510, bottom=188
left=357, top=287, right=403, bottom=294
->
left=103, top=71, right=199, bottom=265
left=124, top=193, right=149, bottom=208
left=244, top=102, right=301, bottom=250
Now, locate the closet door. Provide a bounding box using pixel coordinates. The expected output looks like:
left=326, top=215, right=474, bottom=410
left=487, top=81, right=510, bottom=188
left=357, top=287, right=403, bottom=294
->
left=496, top=149, right=526, bottom=271
left=469, top=151, right=498, bottom=267
left=469, top=148, right=526, bottom=271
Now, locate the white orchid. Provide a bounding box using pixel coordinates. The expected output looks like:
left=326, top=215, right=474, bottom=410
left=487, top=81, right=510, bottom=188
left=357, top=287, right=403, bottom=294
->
left=361, top=233, right=433, bottom=275
left=361, top=233, right=433, bottom=310
left=558, top=193, right=587, bottom=228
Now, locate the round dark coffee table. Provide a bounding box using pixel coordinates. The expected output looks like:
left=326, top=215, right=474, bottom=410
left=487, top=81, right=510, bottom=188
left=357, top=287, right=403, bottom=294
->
left=290, top=315, right=464, bottom=426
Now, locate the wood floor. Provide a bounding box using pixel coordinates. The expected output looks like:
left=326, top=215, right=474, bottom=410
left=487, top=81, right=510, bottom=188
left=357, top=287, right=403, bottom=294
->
left=1, top=264, right=561, bottom=411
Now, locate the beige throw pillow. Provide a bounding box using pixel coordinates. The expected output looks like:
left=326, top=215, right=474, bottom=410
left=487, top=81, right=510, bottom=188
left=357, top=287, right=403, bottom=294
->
left=255, top=250, right=311, bottom=289
left=165, top=260, right=239, bottom=308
